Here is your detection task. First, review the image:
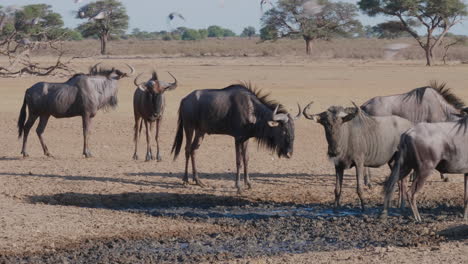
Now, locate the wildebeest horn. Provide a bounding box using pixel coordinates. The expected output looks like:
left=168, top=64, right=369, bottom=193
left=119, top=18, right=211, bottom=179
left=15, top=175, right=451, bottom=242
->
left=125, top=63, right=135, bottom=76
left=90, top=62, right=102, bottom=72
left=165, top=71, right=178, bottom=90
left=303, top=101, right=317, bottom=120
left=293, top=103, right=301, bottom=120
left=152, top=70, right=158, bottom=80
left=133, top=73, right=144, bottom=86
left=272, top=104, right=289, bottom=122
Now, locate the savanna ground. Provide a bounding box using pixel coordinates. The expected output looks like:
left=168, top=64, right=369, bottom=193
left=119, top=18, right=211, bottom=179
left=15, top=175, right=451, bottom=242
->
left=0, top=39, right=468, bottom=263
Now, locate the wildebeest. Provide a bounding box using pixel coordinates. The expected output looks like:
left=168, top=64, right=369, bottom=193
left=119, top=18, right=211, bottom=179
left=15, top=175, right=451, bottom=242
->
left=17, top=63, right=134, bottom=158
left=171, top=83, right=300, bottom=193
left=382, top=119, right=468, bottom=221
left=361, top=81, right=466, bottom=181
left=303, top=102, right=413, bottom=210
left=132, top=70, right=178, bottom=161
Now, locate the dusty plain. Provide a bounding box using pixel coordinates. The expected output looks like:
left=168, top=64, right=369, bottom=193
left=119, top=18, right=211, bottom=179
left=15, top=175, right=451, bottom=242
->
left=0, top=55, right=467, bottom=263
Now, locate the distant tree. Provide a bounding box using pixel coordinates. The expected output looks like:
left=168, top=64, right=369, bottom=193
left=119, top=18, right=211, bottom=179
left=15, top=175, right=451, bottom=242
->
left=207, top=25, right=224, bottom=38
left=76, top=0, right=129, bottom=55
left=223, top=28, right=236, bottom=37
left=241, top=26, right=256, bottom=39
left=371, top=21, right=413, bottom=39
left=262, top=0, right=362, bottom=55
left=259, top=24, right=278, bottom=41
left=359, top=0, right=468, bottom=66
left=198, top=28, right=208, bottom=39
left=182, top=28, right=201, bottom=40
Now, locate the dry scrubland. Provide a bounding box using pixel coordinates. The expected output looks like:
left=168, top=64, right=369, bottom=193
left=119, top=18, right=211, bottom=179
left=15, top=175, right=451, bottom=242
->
left=37, top=37, right=468, bottom=62
left=0, top=39, right=468, bottom=263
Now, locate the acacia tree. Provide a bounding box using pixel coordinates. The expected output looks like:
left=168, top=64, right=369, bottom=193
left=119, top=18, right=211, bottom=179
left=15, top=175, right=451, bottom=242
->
left=0, top=5, right=75, bottom=77
left=76, top=0, right=128, bottom=55
left=358, top=0, right=467, bottom=66
left=261, top=0, right=361, bottom=55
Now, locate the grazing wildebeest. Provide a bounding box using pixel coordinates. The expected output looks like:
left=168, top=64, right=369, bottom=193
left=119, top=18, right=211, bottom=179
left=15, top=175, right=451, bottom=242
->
left=382, top=119, right=468, bottom=221
left=132, top=70, right=178, bottom=161
left=171, top=83, right=300, bottom=193
left=17, top=63, right=134, bottom=158
left=361, top=81, right=467, bottom=182
left=303, top=102, right=413, bottom=210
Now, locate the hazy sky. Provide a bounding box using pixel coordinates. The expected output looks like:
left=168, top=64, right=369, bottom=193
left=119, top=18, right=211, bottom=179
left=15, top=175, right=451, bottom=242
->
left=1, top=0, right=467, bottom=35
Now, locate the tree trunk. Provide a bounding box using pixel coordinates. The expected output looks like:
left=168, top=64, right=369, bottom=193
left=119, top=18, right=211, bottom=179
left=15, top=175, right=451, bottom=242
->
left=100, top=33, right=108, bottom=55
left=305, top=38, right=312, bottom=55
left=424, top=47, right=432, bottom=66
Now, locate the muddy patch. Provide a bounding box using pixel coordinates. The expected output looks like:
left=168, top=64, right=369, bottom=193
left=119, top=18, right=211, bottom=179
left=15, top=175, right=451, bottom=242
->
left=1, top=192, right=465, bottom=263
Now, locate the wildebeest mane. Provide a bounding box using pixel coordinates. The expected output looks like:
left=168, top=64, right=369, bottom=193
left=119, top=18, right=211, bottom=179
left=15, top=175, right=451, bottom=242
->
left=233, top=82, right=287, bottom=114
left=403, top=81, right=464, bottom=110
left=455, top=116, right=468, bottom=134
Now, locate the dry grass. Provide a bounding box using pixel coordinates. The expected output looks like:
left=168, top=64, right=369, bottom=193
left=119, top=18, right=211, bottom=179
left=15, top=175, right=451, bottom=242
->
left=33, top=37, right=468, bottom=63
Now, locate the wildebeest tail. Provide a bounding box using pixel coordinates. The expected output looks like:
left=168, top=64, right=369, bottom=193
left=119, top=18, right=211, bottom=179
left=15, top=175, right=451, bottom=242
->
left=171, top=108, right=184, bottom=160
left=17, top=95, right=27, bottom=139
left=383, top=138, right=407, bottom=207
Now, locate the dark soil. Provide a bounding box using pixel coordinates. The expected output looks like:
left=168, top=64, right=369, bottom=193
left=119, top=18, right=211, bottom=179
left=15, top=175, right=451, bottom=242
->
left=1, top=196, right=465, bottom=264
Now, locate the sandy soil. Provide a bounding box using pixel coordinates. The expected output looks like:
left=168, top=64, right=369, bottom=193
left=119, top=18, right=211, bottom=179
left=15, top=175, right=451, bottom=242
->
left=0, top=56, right=467, bottom=263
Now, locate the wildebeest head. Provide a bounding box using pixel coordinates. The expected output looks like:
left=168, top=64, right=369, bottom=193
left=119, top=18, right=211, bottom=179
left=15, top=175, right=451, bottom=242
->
left=266, top=104, right=301, bottom=158
left=134, top=71, right=178, bottom=114
left=90, top=63, right=135, bottom=80
left=303, top=102, right=358, bottom=157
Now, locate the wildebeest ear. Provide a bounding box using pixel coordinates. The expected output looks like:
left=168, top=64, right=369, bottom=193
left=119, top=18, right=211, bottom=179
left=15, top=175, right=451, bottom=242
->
left=152, top=71, right=158, bottom=80
left=341, top=112, right=357, bottom=123
left=268, top=121, right=280, bottom=127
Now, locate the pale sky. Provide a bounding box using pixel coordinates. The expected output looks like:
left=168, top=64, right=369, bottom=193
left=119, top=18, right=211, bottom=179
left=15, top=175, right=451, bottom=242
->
left=1, top=0, right=467, bottom=35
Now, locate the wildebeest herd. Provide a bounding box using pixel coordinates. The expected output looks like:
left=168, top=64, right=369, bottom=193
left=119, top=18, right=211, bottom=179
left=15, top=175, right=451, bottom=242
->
left=16, top=63, right=468, bottom=222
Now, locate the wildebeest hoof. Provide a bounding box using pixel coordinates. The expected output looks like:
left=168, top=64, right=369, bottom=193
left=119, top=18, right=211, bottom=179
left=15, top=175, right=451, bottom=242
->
left=443, top=177, right=450, bottom=182
left=379, top=212, right=388, bottom=222
left=83, top=152, right=92, bottom=158
left=21, top=152, right=29, bottom=158
left=156, top=154, right=162, bottom=162
left=182, top=180, right=190, bottom=186
left=132, top=154, right=138, bottom=160
left=246, top=182, right=252, bottom=189
left=145, top=153, right=153, bottom=161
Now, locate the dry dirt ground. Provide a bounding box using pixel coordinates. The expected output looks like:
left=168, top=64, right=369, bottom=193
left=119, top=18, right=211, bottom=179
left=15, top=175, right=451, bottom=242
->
left=0, top=56, right=467, bottom=263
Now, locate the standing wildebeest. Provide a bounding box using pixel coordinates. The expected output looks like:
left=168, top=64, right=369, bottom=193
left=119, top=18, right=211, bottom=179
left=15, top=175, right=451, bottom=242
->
left=361, top=81, right=466, bottom=182
left=17, top=64, right=134, bottom=158
left=303, top=102, right=413, bottom=210
left=382, top=119, right=468, bottom=221
left=132, top=70, right=178, bottom=161
left=171, top=83, right=300, bottom=193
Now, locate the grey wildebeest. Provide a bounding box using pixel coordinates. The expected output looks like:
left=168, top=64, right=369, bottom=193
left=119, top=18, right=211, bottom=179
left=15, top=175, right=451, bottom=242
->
left=303, top=102, right=413, bottom=210
left=361, top=81, right=467, bottom=182
left=382, top=119, right=468, bottom=221
left=132, top=70, right=178, bottom=161
left=171, top=83, right=300, bottom=193
left=17, top=63, right=134, bottom=158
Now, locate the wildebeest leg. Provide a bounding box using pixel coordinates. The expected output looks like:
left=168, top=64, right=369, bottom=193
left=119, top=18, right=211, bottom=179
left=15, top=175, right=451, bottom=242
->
left=242, top=140, right=251, bottom=189
left=334, top=166, right=344, bottom=208
left=21, top=114, right=39, bottom=158
left=407, top=168, right=430, bottom=222
left=364, top=167, right=372, bottom=189
left=144, top=121, right=154, bottom=161
left=235, top=140, right=242, bottom=193
left=132, top=115, right=141, bottom=160
left=464, top=173, right=468, bottom=220
left=355, top=162, right=366, bottom=211
left=191, top=131, right=205, bottom=187
left=155, top=119, right=162, bottom=161
left=183, top=128, right=194, bottom=185
left=36, top=115, right=52, bottom=157
left=82, top=115, right=93, bottom=158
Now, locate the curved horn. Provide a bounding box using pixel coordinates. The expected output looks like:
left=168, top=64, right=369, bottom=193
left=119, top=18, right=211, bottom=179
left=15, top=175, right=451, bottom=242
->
left=152, top=70, right=158, bottom=80
left=90, top=62, right=102, bottom=73
left=165, top=71, right=178, bottom=90
left=133, top=73, right=144, bottom=86
left=272, top=104, right=279, bottom=116
left=293, top=103, right=301, bottom=120
left=124, top=63, right=135, bottom=76
left=272, top=104, right=289, bottom=122
left=302, top=101, right=317, bottom=120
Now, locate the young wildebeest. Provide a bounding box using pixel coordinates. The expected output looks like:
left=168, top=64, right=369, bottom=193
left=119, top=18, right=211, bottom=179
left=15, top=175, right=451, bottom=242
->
left=361, top=82, right=467, bottom=182
left=132, top=71, right=178, bottom=161
left=303, top=102, right=413, bottom=210
left=382, top=120, right=468, bottom=221
left=171, top=83, right=300, bottom=193
left=17, top=64, right=134, bottom=158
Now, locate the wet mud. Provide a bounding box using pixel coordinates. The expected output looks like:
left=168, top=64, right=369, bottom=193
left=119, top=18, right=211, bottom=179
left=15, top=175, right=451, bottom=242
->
left=1, top=192, right=466, bottom=264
